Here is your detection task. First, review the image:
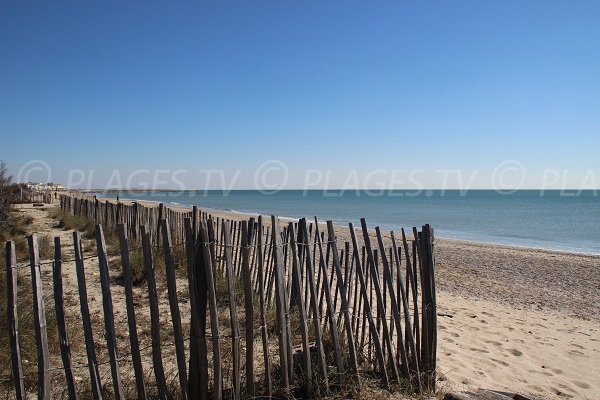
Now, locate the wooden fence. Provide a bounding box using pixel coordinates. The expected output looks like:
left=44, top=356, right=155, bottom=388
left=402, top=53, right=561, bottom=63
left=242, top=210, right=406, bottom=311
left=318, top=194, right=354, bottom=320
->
left=3, top=194, right=437, bottom=399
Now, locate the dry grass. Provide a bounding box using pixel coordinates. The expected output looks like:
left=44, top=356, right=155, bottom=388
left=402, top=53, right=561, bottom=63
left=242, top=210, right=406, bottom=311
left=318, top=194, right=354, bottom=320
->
left=214, top=270, right=245, bottom=308
left=0, top=210, right=32, bottom=262
left=110, top=241, right=188, bottom=287
left=50, top=209, right=95, bottom=239
left=37, top=234, right=54, bottom=260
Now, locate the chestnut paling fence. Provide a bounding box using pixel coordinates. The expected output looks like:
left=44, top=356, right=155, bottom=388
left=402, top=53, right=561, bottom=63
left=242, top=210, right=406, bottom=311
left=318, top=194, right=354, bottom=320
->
left=3, top=194, right=437, bottom=399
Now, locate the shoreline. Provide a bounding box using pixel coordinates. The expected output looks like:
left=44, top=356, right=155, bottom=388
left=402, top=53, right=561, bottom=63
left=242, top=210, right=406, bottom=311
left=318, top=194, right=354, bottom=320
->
left=87, top=194, right=600, bottom=320
left=91, top=193, right=600, bottom=257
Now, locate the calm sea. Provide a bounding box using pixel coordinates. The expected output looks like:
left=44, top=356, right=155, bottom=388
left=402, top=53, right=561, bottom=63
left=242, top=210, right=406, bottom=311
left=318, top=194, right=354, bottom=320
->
left=96, top=190, right=600, bottom=254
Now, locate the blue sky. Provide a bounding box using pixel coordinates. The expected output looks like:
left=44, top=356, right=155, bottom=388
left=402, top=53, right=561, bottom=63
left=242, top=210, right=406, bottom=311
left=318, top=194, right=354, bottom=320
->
left=1, top=1, right=599, bottom=189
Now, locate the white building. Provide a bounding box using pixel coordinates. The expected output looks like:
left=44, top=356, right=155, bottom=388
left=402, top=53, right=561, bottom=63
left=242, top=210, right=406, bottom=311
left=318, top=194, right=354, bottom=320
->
left=26, top=182, right=66, bottom=192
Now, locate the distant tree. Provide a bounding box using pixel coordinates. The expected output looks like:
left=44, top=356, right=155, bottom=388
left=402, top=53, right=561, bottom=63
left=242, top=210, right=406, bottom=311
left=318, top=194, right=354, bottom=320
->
left=0, top=161, right=12, bottom=227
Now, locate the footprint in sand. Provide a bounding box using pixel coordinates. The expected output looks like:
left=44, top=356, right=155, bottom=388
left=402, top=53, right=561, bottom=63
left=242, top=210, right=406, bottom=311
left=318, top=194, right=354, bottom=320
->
left=469, top=347, right=489, bottom=353
left=450, top=332, right=460, bottom=338
left=557, top=383, right=571, bottom=390
left=528, top=368, right=552, bottom=376
left=573, top=381, right=591, bottom=389
left=485, top=340, right=503, bottom=347
left=491, top=358, right=509, bottom=366
left=508, top=348, right=523, bottom=356
left=482, top=311, right=495, bottom=317
left=538, top=369, right=553, bottom=376
left=439, top=324, right=447, bottom=330
left=445, top=338, right=455, bottom=343
left=550, top=368, right=563, bottom=374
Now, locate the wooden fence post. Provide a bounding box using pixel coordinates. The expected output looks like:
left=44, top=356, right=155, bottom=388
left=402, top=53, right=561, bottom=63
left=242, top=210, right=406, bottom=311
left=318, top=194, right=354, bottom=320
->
left=160, top=219, right=189, bottom=400
left=141, top=225, right=168, bottom=399
left=132, top=202, right=139, bottom=241
left=222, top=221, right=241, bottom=400
left=390, top=231, right=422, bottom=391
left=314, top=221, right=344, bottom=375
left=73, top=230, right=103, bottom=400
left=299, top=218, right=329, bottom=392
left=240, top=221, right=257, bottom=396
left=255, top=216, right=273, bottom=396
left=28, top=234, right=51, bottom=399
left=288, top=222, right=313, bottom=395
left=412, top=227, right=428, bottom=372
left=188, top=218, right=211, bottom=400
left=184, top=218, right=202, bottom=399
left=419, top=225, right=437, bottom=390
left=95, top=225, right=125, bottom=400
left=117, top=224, right=147, bottom=399
left=5, top=241, right=25, bottom=400
left=270, top=216, right=291, bottom=392
left=326, top=221, right=359, bottom=375
left=401, top=228, right=421, bottom=365
left=52, top=237, right=79, bottom=399
left=200, top=220, right=222, bottom=399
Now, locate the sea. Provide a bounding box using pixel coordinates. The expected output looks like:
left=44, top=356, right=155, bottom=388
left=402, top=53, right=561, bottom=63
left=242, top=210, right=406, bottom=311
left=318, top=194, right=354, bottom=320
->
left=95, top=190, right=600, bottom=255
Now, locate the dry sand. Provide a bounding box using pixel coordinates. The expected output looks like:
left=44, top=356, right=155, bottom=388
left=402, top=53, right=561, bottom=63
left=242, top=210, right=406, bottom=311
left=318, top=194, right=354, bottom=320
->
left=13, top=202, right=600, bottom=399
left=432, top=240, right=600, bottom=399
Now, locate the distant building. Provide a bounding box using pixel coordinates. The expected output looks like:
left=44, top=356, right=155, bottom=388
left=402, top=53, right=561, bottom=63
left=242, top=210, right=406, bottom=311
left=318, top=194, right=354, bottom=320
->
left=26, top=182, right=66, bottom=192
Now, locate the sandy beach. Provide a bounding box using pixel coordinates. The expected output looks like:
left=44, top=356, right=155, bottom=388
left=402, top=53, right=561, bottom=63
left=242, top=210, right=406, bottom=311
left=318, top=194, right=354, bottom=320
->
left=432, top=239, right=600, bottom=399
left=198, top=203, right=600, bottom=399
left=10, top=202, right=600, bottom=399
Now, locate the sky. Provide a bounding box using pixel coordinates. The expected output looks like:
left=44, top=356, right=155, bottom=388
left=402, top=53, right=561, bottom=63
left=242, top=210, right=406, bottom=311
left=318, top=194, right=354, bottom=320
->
left=1, top=1, right=599, bottom=190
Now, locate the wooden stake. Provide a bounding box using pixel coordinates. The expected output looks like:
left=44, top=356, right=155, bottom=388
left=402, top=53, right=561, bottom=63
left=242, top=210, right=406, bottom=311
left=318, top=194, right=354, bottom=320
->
left=117, top=224, right=147, bottom=399
left=5, top=241, right=25, bottom=400
left=160, top=219, right=189, bottom=399
left=141, top=225, right=168, bottom=400
left=73, top=232, right=102, bottom=400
